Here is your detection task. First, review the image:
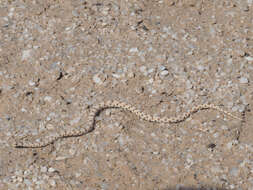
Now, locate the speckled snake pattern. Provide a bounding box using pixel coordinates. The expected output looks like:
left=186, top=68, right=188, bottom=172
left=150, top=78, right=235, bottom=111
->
left=14, top=100, right=242, bottom=148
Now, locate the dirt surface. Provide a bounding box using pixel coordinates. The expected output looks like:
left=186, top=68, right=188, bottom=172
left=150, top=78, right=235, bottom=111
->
left=0, top=0, right=253, bottom=189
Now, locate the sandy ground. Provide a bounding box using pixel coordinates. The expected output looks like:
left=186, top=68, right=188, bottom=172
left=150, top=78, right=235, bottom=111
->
left=0, top=0, right=253, bottom=189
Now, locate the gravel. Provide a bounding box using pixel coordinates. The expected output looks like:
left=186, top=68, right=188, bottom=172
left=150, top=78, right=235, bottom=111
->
left=0, top=0, right=252, bottom=189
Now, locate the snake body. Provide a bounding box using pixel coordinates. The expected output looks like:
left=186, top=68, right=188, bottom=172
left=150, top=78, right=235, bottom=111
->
left=14, top=100, right=242, bottom=148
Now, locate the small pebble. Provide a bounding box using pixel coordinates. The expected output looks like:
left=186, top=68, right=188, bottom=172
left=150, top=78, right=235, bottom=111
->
left=93, top=74, right=102, bottom=84
left=118, top=136, right=126, bottom=146
left=186, top=80, right=193, bottom=89
left=129, top=47, right=138, bottom=53
left=159, top=65, right=166, bottom=71
left=44, top=96, right=52, bottom=102
left=21, top=108, right=27, bottom=112
left=227, top=142, right=233, bottom=149
left=40, top=166, right=47, bottom=173
left=22, top=49, right=32, bottom=60
left=55, top=156, right=67, bottom=161
left=160, top=70, right=169, bottom=76
left=28, top=80, right=35, bottom=86
left=112, top=73, right=121, bottom=78
left=239, top=77, right=248, bottom=84
left=127, top=72, right=135, bottom=78
left=197, top=65, right=204, bottom=71
left=48, top=168, right=55, bottom=173
left=245, top=56, right=253, bottom=61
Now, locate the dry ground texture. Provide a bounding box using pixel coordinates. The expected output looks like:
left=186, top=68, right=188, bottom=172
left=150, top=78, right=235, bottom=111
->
left=0, top=0, right=253, bottom=189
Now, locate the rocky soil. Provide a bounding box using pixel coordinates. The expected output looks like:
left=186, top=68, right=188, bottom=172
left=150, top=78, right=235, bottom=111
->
left=0, top=0, right=252, bottom=189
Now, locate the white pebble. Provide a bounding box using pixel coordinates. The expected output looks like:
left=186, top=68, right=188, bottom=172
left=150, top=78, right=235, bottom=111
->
left=186, top=80, right=192, bottom=89
left=159, top=65, right=166, bottom=71
left=56, top=156, right=67, bottom=161
left=72, top=10, right=79, bottom=17
left=238, top=105, right=246, bottom=113
left=232, top=105, right=239, bottom=112
left=197, top=65, right=204, bottom=71
left=127, top=72, right=135, bottom=78
left=227, top=58, right=233, bottom=64
left=239, top=77, right=248, bottom=84
left=40, top=166, right=47, bottom=173
left=48, top=167, right=55, bottom=173
left=44, top=96, right=52, bottom=102
left=75, top=172, right=81, bottom=178
left=160, top=70, right=169, bottom=76
left=24, top=170, right=31, bottom=176
left=17, top=176, right=23, bottom=183
left=227, top=142, right=233, bottom=149
left=32, top=176, right=38, bottom=182
left=112, top=73, right=121, bottom=78
left=22, top=49, right=32, bottom=60
left=93, top=74, right=102, bottom=84
left=28, top=80, right=35, bottom=86
left=118, top=136, right=126, bottom=146
left=149, top=78, right=154, bottom=83
left=21, top=108, right=27, bottom=112
left=245, top=56, right=253, bottom=61
left=129, top=47, right=138, bottom=53
left=148, top=68, right=154, bottom=73
left=213, top=132, right=219, bottom=138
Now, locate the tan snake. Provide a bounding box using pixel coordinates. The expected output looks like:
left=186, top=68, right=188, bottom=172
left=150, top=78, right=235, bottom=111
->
left=14, top=100, right=242, bottom=148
